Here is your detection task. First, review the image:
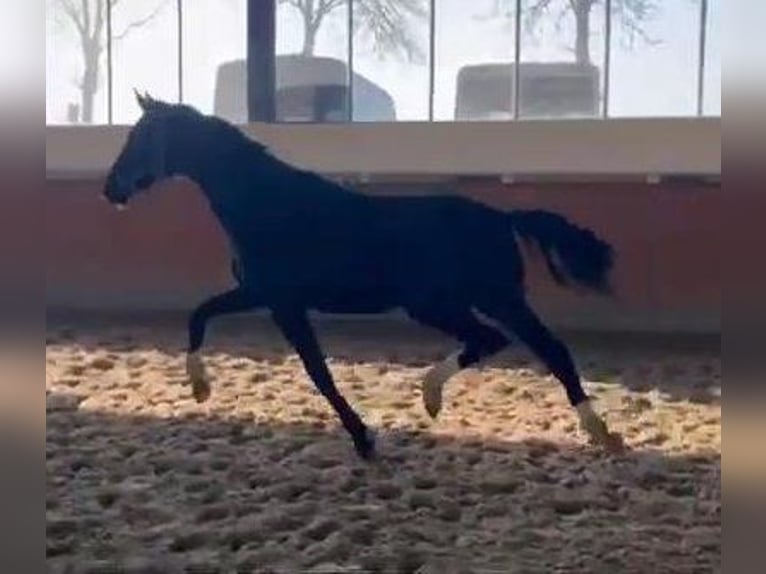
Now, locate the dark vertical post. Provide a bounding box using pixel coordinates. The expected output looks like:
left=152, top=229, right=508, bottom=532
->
left=247, top=0, right=276, bottom=122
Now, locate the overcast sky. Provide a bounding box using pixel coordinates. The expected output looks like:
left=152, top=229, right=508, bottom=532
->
left=45, top=0, right=720, bottom=125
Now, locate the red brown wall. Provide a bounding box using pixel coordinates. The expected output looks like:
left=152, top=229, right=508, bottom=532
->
left=45, top=177, right=720, bottom=333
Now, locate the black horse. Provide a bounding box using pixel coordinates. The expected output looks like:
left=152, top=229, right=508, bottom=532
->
left=103, top=91, right=624, bottom=459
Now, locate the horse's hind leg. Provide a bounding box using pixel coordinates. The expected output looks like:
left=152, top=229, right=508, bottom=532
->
left=477, top=296, right=624, bottom=453
left=406, top=306, right=510, bottom=418
left=271, top=308, right=375, bottom=460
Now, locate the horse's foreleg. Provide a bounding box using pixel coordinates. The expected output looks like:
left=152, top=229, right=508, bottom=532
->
left=187, top=288, right=259, bottom=402
left=271, top=308, right=375, bottom=460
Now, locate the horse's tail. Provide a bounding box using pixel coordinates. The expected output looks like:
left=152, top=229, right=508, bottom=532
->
left=509, top=209, right=615, bottom=294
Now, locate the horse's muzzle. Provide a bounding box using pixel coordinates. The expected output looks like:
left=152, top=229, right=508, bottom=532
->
left=102, top=190, right=128, bottom=210
left=102, top=175, right=130, bottom=210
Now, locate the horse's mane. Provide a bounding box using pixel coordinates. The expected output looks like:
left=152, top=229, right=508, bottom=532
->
left=147, top=99, right=355, bottom=201
left=204, top=114, right=355, bottom=199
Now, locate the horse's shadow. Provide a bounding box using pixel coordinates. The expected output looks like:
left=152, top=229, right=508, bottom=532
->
left=46, top=386, right=720, bottom=573
left=47, top=311, right=721, bottom=406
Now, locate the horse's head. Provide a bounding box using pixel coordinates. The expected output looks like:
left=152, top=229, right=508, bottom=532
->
left=103, top=90, right=200, bottom=208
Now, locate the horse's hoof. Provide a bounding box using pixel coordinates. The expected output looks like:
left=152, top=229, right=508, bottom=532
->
left=423, top=379, right=443, bottom=419
left=191, top=378, right=211, bottom=403
left=576, top=400, right=624, bottom=454
left=602, top=431, right=626, bottom=455
left=354, top=428, right=377, bottom=461
left=186, top=353, right=211, bottom=403
left=421, top=353, right=461, bottom=419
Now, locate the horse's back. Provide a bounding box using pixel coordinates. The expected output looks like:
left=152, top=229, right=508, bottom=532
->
left=373, top=194, right=523, bottom=290
left=226, top=179, right=522, bottom=310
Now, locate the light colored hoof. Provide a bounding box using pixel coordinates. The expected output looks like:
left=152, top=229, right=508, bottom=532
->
left=576, top=400, right=626, bottom=455
left=421, top=353, right=461, bottom=419
left=186, top=353, right=211, bottom=403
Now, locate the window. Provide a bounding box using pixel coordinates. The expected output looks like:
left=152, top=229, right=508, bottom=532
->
left=110, top=0, right=179, bottom=124
left=352, top=0, right=430, bottom=121
left=519, top=0, right=607, bottom=119
left=275, top=0, right=351, bottom=122
left=45, top=0, right=719, bottom=124
left=46, top=0, right=109, bottom=124
left=434, top=0, right=518, bottom=121
left=182, top=1, right=247, bottom=119
left=608, top=0, right=701, bottom=117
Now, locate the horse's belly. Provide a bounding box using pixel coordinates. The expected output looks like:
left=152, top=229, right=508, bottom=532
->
left=310, top=287, right=396, bottom=314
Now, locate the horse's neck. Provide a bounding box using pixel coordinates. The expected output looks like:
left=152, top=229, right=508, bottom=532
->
left=174, top=142, right=245, bottom=207
left=180, top=140, right=348, bottom=226
left=193, top=160, right=272, bottom=233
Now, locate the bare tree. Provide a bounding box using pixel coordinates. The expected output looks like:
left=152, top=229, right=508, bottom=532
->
left=492, top=0, right=660, bottom=65
left=280, top=0, right=428, bottom=62
left=54, top=0, right=168, bottom=123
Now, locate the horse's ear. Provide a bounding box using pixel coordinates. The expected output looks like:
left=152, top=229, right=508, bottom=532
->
left=135, top=89, right=162, bottom=113
left=134, top=88, right=150, bottom=112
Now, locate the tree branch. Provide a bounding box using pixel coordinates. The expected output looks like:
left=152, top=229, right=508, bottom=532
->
left=479, top=0, right=663, bottom=53
left=523, top=0, right=557, bottom=37
left=113, top=0, right=169, bottom=41
left=617, top=11, right=661, bottom=48
left=354, top=0, right=428, bottom=62
left=59, top=0, right=87, bottom=38
left=613, top=0, right=661, bottom=47
left=317, top=0, right=347, bottom=20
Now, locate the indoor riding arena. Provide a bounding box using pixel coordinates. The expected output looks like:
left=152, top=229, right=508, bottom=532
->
left=46, top=1, right=720, bottom=572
